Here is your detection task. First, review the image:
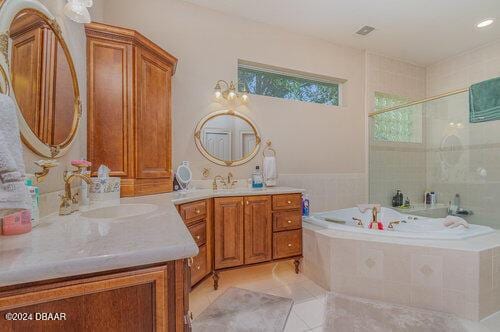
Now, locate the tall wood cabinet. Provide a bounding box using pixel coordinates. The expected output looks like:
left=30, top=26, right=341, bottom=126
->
left=85, top=23, right=177, bottom=196
left=214, top=197, right=244, bottom=269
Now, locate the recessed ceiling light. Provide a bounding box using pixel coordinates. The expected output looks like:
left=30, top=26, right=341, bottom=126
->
left=477, top=19, right=494, bottom=28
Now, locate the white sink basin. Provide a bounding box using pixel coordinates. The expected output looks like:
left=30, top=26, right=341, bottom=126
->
left=80, top=204, right=158, bottom=220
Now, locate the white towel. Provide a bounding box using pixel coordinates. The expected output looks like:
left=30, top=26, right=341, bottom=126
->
left=0, top=93, right=29, bottom=210
left=263, top=156, right=277, bottom=187
left=443, top=215, right=469, bottom=229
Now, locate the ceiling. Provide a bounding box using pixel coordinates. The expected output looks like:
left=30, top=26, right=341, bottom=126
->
left=183, top=0, right=500, bottom=66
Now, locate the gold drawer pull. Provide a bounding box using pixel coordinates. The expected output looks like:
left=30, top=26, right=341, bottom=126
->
left=196, top=235, right=200, bottom=240
left=246, top=200, right=249, bottom=205
left=287, top=200, right=292, bottom=204
left=188, top=257, right=194, bottom=267
left=196, top=209, right=201, bottom=214
left=288, top=243, right=292, bottom=247
left=287, top=220, right=292, bottom=224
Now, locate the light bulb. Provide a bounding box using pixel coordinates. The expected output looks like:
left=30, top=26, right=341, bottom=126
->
left=241, top=93, right=249, bottom=103
left=228, top=91, right=236, bottom=100
left=214, top=90, right=222, bottom=99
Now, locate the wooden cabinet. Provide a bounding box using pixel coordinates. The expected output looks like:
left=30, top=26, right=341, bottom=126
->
left=86, top=22, right=177, bottom=197
left=244, top=196, right=272, bottom=265
left=177, top=193, right=303, bottom=290
left=177, top=199, right=213, bottom=288
left=0, top=261, right=190, bottom=332
left=214, top=197, right=244, bottom=270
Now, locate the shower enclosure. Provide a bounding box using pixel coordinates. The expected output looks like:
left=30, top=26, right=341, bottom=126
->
left=369, top=89, right=500, bottom=229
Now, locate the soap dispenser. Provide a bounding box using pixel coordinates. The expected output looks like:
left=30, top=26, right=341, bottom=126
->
left=252, top=165, right=263, bottom=189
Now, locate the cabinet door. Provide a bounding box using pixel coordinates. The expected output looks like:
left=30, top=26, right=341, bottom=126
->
left=87, top=37, right=132, bottom=178
left=244, top=195, right=272, bottom=264
left=0, top=266, right=171, bottom=332
left=135, top=48, right=172, bottom=180
left=214, top=197, right=244, bottom=269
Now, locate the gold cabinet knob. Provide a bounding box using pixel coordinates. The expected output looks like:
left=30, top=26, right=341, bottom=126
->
left=246, top=200, right=249, bottom=205
left=287, top=200, right=291, bottom=204
left=196, top=235, right=200, bottom=240
left=197, top=266, right=201, bottom=270
left=288, top=243, right=292, bottom=247
left=287, top=220, right=292, bottom=224
left=196, top=209, right=201, bottom=214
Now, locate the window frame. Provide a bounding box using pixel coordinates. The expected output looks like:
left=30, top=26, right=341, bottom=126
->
left=237, top=60, right=345, bottom=107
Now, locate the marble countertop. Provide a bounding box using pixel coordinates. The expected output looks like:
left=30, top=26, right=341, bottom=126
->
left=0, top=187, right=303, bottom=287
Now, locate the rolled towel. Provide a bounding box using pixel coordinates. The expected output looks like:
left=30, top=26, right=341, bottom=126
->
left=443, top=215, right=470, bottom=229
left=357, top=204, right=381, bottom=213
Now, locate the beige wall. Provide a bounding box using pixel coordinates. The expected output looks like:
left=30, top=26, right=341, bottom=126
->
left=366, top=53, right=427, bottom=206
left=100, top=0, right=367, bottom=182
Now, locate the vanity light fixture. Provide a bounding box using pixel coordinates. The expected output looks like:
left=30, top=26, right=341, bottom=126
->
left=63, top=0, right=93, bottom=24
left=213, top=80, right=249, bottom=103
left=477, top=19, right=494, bottom=28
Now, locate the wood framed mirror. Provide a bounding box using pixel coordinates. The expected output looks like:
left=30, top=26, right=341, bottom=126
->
left=194, top=110, right=261, bottom=166
left=0, top=3, right=81, bottom=158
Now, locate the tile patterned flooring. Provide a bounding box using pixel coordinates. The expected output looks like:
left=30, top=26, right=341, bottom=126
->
left=190, top=261, right=500, bottom=331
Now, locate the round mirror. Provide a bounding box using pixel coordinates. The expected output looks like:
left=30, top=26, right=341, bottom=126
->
left=194, top=110, right=261, bottom=166
left=4, top=8, right=80, bottom=158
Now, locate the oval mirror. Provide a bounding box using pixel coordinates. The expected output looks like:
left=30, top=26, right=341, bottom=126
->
left=194, top=110, right=261, bottom=166
left=5, top=8, right=80, bottom=158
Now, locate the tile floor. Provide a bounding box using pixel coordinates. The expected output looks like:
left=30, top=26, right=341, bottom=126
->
left=189, top=261, right=500, bottom=331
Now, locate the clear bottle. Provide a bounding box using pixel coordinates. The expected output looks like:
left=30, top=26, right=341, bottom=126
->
left=251, top=165, right=263, bottom=189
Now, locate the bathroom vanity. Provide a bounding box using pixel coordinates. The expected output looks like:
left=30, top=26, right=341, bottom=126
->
left=174, top=188, right=304, bottom=289
left=0, top=194, right=199, bottom=331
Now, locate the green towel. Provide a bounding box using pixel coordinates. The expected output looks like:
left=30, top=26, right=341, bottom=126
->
left=470, top=76, right=500, bottom=123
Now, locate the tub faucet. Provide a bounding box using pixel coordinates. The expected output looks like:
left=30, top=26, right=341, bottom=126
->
left=369, top=207, right=379, bottom=229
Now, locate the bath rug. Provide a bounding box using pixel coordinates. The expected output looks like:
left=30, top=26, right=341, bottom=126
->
left=325, top=292, right=481, bottom=331
left=192, top=287, right=293, bottom=332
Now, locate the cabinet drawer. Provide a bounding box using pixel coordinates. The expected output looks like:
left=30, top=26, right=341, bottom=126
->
left=273, top=230, right=302, bottom=259
left=188, top=221, right=206, bottom=247
left=180, top=200, right=207, bottom=225
left=191, top=245, right=208, bottom=285
left=273, top=211, right=302, bottom=232
left=272, top=194, right=302, bottom=210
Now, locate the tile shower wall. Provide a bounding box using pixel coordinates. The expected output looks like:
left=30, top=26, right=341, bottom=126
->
left=425, top=40, right=500, bottom=228
left=366, top=53, right=427, bottom=206
left=280, top=173, right=366, bottom=213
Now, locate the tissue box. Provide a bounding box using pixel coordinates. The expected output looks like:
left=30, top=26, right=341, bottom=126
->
left=89, top=177, right=121, bottom=202
left=1, top=209, right=32, bottom=236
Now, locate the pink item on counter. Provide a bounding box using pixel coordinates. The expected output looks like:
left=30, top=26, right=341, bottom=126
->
left=71, top=160, right=92, bottom=167
left=2, top=209, right=32, bottom=235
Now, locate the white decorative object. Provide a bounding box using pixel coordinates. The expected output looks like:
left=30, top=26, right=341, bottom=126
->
left=63, top=0, right=92, bottom=24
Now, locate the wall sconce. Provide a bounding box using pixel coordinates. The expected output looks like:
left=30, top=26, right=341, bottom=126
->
left=63, top=0, right=93, bottom=24
left=213, top=80, right=249, bottom=103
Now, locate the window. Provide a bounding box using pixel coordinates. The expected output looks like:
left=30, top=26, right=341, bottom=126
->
left=238, top=62, right=340, bottom=106
left=372, top=92, right=422, bottom=143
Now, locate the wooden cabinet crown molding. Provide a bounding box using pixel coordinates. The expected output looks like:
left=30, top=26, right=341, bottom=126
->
left=85, top=22, right=178, bottom=73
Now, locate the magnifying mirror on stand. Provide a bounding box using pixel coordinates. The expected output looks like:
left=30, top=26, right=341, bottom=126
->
left=175, top=161, right=193, bottom=192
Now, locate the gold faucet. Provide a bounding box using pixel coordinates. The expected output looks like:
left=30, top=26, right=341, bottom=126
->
left=387, top=220, right=401, bottom=230
left=212, top=175, right=227, bottom=190
left=59, top=170, right=92, bottom=215
left=369, top=206, right=380, bottom=230
left=226, top=172, right=237, bottom=189
left=352, top=217, right=364, bottom=228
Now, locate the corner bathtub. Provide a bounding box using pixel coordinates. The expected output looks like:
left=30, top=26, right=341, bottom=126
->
left=303, top=207, right=495, bottom=240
